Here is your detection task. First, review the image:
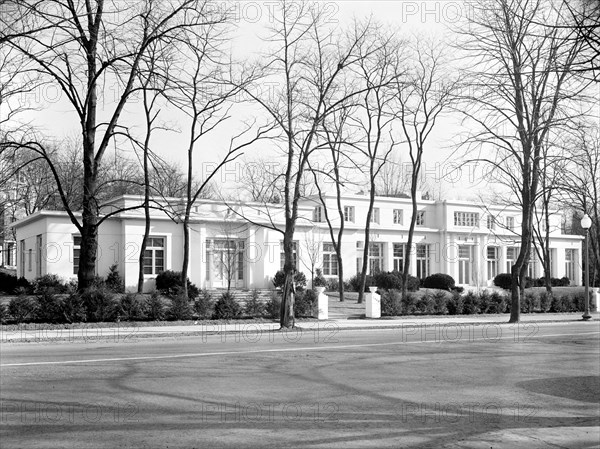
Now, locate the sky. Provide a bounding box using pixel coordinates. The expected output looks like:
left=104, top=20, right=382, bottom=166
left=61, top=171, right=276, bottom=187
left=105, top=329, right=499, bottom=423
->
left=10, top=1, right=523, bottom=201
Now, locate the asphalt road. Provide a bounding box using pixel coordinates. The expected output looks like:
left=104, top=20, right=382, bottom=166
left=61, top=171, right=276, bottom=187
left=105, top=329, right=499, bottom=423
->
left=1, top=321, right=599, bottom=448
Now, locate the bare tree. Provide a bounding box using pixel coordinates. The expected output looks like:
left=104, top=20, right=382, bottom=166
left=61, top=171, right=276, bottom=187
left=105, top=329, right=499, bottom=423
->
left=456, top=0, right=587, bottom=322
left=351, top=32, right=402, bottom=303
left=0, top=0, right=226, bottom=290
left=237, top=3, right=376, bottom=327
left=392, top=37, right=458, bottom=299
left=559, top=122, right=600, bottom=287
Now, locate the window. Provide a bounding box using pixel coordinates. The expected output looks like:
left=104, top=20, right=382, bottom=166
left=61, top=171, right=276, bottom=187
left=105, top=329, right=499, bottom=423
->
left=458, top=245, right=472, bottom=284
left=487, top=246, right=498, bottom=280
left=313, top=206, right=322, bottom=223
left=393, top=209, right=403, bottom=225
left=506, top=216, right=515, bottom=230
left=527, top=256, right=536, bottom=278
left=368, top=242, right=383, bottom=274
left=356, top=241, right=364, bottom=274
left=280, top=241, right=298, bottom=271
left=28, top=249, right=32, bottom=272
left=73, top=236, right=82, bottom=275
left=370, top=208, right=380, bottom=224
left=143, top=237, right=165, bottom=275
left=20, top=240, right=25, bottom=276
left=486, top=215, right=495, bottom=230
left=416, top=244, right=430, bottom=279
left=564, top=249, right=576, bottom=283
left=393, top=243, right=405, bottom=272
left=322, top=243, right=338, bottom=276
left=344, top=206, right=355, bottom=223
left=506, top=246, right=518, bottom=272
left=36, top=235, right=42, bottom=277
left=416, top=211, right=425, bottom=226
left=454, top=211, right=480, bottom=227
left=209, top=239, right=245, bottom=282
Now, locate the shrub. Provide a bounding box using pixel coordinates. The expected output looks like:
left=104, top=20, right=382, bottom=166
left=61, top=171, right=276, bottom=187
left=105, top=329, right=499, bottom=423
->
left=373, top=271, right=402, bottom=290
left=521, top=291, right=538, bottom=313
left=34, top=289, right=64, bottom=323
left=423, top=273, right=456, bottom=291
left=212, top=291, right=242, bottom=320
left=146, top=291, right=167, bottom=321
left=446, top=291, right=464, bottom=315
left=272, top=270, right=307, bottom=290
left=482, top=291, right=508, bottom=314
left=33, top=274, right=68, bottom=294
left=450, top=286, right=464, bottom=294
left=294, top=289, right=316, bottom=317
left=381, top=289, right=402, bottom=316
left=155, top=270, right=199, bottom=300
left=313, top=269, right=327, bottom=288
left=61, top=292, right=86, bottom=323
left=401, top=292, right=419, bottom=315
left=194, top=289, right=214, bottom=320
left=118, top=293, right=147, bottom=321
left=326, top=278, right=339, bottom=292
left=347, top=274, right=375, bottom=292
left=265, top=291, right=281, bottom=319
left=244, top=289, right=264, bottom=318
left=431, top=290, right=449, bottom=314
left=493, top=273, right=513, bottom=290
left=0, top=272, right=27, bottom=294
left=81, top=285, right=119, bottom=322
left=415, top=293, right=436, bottom=314
left=106, top=264, right=125, bottom=293
left=168, top=292, right=193, bottom=320
left=8, top=295, right=37, bottom=323
left=539, top=292, right=552, bottom=313
left=462, top=291, right=480, bottom=314
left=0, top=302, right=7, bottom=324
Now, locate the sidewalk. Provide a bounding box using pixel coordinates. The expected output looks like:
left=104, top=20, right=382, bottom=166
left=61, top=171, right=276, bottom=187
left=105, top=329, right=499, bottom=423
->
left=1, top=311, right=598, bottom=343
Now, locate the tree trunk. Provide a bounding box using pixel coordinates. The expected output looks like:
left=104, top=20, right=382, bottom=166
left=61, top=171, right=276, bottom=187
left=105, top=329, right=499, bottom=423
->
left=181, top=215, right=190, bottom=298
left=357, top=188, right=376, bottom=304
left=280, top=228, right=295, bottom=328
left=336, top=252, right=344, bottom=302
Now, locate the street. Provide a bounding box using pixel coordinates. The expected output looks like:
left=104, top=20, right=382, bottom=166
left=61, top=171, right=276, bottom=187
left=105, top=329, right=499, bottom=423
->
left=1, top=321, right=599, bottom=448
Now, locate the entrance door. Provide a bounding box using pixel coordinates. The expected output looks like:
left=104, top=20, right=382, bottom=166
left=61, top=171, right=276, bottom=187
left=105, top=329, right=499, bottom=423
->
left=206, top=239, right=245, bottom=289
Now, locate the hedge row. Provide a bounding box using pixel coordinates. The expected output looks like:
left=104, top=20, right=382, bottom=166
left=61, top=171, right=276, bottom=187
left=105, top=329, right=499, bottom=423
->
left=381, top=289, right=592, bottom=316
left=0, top=287, right=321, bottom=325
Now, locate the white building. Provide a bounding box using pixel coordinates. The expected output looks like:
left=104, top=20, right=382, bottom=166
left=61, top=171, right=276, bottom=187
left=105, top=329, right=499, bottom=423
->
left=11, top=193, right=584, bottom=291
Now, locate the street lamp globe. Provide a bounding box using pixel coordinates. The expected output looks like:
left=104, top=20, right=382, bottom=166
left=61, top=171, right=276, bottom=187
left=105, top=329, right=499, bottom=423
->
left=581, top=214, right=592, bottom=230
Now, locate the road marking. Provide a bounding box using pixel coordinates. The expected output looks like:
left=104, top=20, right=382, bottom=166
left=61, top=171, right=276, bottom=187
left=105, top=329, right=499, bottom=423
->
left=2, top=331, right=598, bottom=367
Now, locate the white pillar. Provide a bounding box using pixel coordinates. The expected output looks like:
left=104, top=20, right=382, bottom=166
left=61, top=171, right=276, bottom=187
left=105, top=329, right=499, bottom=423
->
left=314, top=287, right=328, bottom=319
left=366, top=286, right=381, bottom=318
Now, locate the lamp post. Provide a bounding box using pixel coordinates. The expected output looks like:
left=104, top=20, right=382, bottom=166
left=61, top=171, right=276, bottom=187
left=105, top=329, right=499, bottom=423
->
left=581, top=214, right=592, bottom=320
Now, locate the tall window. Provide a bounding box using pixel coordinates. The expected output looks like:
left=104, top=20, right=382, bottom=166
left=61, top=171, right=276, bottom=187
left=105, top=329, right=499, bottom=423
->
left=564, top=249, right=576, bottom=283
left=487, top=246, right=498, bottom=280
left=370, top=208, right=380, bottom=224
left=313, top=206, right=322, bottom=223
left=527, top=256, right=536, bottom=278
left=20, top=240, right=25, bottom=276
left=356, top=241, right=363, bottom=274
left=73, top=235, right=82, bottom=275
left=36, top=235, right=42, bottom=277
left=344, top=206, right=355, bottom=223
left=458, top=245, right=471, bottom=284
left=506, top=216, right=515, bottom=231
left=393, top=209, right=403, bottom=225
left=368, top=242, right=383, bottom=274
left=506, top=246, right=518, bottom=272
left=416, top=211, right=425, bottom=226
left=143, top=237, right=165, bottom=275
left=454, top=212, right=480, bottom=227
left=280, top=241, right=298, bottom=271
left=416, top=244, right=430, bottom=279
left=393, top=243, right=405, bottom=272
left=486, top=215, right=495, bottom=230
left=28, top=249, right=32, bottom=272
left=322, top=243, right=338, bottom=276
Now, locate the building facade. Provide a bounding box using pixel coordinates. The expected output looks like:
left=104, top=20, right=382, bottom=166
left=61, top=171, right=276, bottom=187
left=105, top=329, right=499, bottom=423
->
left=11, top=193, right=584, bottom=291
